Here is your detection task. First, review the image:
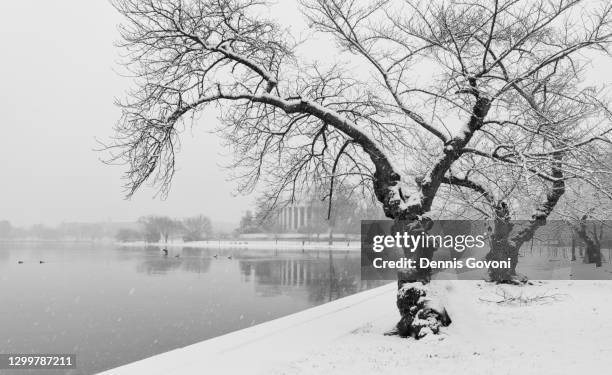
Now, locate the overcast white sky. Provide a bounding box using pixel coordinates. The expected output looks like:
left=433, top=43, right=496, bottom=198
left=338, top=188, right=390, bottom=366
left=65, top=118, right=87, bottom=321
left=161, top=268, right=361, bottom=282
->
left=0, top=0, right=280, bottom=227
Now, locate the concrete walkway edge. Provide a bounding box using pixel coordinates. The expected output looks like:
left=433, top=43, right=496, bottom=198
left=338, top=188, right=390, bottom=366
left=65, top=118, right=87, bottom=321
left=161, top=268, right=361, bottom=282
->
left=97, top=282, right=397, bottom=375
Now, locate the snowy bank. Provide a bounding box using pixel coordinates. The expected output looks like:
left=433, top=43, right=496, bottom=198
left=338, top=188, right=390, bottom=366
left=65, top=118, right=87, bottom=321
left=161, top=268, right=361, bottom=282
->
left=98, top=280, right=612, bottom=374
left=273, top=280, right=612, bottom=375
left=116, top=239, right=361, bottom=251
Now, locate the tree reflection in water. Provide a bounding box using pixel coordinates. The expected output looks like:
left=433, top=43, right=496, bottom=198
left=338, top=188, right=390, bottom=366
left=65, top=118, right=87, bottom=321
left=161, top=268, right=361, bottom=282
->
left=238, top=250, right=384, bottom=304
left=133, top=247, right=383, bottom=303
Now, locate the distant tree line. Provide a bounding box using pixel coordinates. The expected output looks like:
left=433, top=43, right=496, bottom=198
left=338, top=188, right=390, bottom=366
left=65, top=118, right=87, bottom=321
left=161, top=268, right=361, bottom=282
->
left=0, top=220, right=113, bottom=240
left=0, top=215, right=213, bottom=243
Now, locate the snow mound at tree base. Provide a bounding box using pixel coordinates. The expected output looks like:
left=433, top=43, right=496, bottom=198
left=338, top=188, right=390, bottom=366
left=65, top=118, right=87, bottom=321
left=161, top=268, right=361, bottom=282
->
left=395, top=282, right=451, bottom=338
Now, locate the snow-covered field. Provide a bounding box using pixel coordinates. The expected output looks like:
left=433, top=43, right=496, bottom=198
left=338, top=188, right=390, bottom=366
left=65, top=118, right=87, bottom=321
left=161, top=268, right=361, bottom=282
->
left=273, top=280, right=612, bottom=375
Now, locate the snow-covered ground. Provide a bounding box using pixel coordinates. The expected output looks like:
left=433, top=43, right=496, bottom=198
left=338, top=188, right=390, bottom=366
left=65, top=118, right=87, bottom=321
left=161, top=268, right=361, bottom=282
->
left=99, top=278, right=612, bottom=374
left=273, top=280, right=612, bottom=375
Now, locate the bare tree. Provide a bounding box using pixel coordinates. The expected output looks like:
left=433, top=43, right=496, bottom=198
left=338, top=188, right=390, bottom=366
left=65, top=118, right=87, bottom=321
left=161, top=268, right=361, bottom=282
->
left=107, top=0, right=612, bottom=337
left=182, top=215, right=212, bottom=241
left=304, top=0, right=612, bottom=283
left=139, top=215, right=181, bottom=243
left=556, top=158, right=612, bottom=266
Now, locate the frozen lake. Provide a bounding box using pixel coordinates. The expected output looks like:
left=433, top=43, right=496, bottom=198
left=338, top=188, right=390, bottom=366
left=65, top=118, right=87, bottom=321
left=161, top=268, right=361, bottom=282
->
left=0, top=243, right=383, bottom=374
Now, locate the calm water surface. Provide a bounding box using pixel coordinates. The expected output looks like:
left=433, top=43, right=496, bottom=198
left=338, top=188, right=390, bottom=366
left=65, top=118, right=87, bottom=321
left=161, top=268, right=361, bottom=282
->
left=0, top=243, right=383, bottom=374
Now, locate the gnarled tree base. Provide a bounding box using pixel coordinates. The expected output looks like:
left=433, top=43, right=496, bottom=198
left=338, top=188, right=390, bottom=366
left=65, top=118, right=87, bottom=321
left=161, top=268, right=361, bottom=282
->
left=390, top=282, right=451, bottom=339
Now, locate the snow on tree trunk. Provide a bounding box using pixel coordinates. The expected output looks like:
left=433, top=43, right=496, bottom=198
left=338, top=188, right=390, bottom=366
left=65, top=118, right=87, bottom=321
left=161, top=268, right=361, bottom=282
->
left=395, top=281, right=451, bottom=338
left=369, top=162, right=453, bottom=338
left=390, top=218, right=451, bottom=338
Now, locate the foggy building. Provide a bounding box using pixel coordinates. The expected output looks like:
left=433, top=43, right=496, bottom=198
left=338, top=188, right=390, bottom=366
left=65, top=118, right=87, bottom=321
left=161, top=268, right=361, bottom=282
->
left=275, top=198, right=326, bottom=233
left=277, top=203, right=314, bottom=232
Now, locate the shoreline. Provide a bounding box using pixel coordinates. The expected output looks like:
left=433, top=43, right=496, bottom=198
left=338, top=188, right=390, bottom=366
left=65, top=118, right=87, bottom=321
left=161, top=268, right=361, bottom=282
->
left=115, top=239, right=362, bottom=251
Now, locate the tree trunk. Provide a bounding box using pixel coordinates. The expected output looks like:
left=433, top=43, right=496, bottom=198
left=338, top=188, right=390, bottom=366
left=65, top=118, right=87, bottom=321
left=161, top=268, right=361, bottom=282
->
left=370, top=146, right=454, bottom=338
left=396, top=218, right=436, bottom=285
left=576, top=220, right=602, bottom=267
left=484, top=202, right=523, bottom=283
left=392, top=218, right=451, bottom=338
left=485, top=202, right=543, bottom=284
